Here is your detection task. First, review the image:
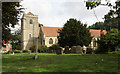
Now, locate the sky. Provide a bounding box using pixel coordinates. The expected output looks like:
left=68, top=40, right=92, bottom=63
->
left=11, top=0, right=117, bottom=31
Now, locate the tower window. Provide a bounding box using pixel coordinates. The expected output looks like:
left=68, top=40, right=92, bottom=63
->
left=30, top=19, right=33, bottom=24
left=49, top=38, right=53, bottom=44
left=29, top=34, right=32, bottom=39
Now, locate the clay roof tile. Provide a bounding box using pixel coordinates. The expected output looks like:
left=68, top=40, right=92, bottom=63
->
left=39, top=26, right=107, bottom=37
left=27, top=12, right=34, bottom=16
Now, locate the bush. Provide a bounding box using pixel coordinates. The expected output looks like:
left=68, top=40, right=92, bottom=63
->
left=12, top=43, right=21, bottom=50
left=94, top=48, right=108, bottom=54
left=13, top=50, right=20, bottom=53
left=86, top=48, right=93, bottom=54
left=23, top=50, right=29, bottom=53
left=29, top=45, right=36, bottom=52
left=38, top=44, right=48, bottom=53
left=5, top=50, right=14, bottom=54
left=49, top=44, right=60, bottom=53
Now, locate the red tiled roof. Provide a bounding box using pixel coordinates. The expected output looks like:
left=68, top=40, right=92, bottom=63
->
left=89, top=29, right=107, bottom=37
left=27, top=12, right=34, bottom=16
left=40, top=26, right=107, bottom=37
left=42, top=27, right=62, bottom=36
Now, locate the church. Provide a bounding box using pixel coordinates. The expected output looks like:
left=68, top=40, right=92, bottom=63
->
left=21, top=12, right=107, bottom=50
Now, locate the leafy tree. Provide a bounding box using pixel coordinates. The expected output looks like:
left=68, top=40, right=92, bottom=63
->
left=86, top=0, right=120, bottom=52
left=88, top=22, right=104, bottom=30
left=88, top=21, right=118, bottom=31
left=39, top=23, right=43, bottom=27
left=2, top=2, right=23, bottom=41
left=86, top=0, right=113, bottom=10
left=58, top=18, right=92, bottom=48
left=86, top=0, right=120, bottom=31
left=11, top=29, right=21, bottom=50
left=96, top=29, right=119, bottom=53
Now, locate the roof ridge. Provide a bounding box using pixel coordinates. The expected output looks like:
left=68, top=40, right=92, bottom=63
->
left=27, top=12, right=34, bottom=16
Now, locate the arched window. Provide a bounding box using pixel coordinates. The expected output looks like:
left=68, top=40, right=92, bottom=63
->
left=49, top=38, right=53, bottom=44
left=30, top=19, right=33, bottom=24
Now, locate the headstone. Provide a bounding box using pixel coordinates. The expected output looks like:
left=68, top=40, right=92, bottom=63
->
left=76, top=46, right=82, bottom=53
left=65, top=46, right=70, bottom=54
left=56, top=47, right=62, bottom=55
left=71, top=46, right=77, bottom=53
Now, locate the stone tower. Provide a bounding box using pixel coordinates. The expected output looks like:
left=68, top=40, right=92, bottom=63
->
left=21, top=12, right=39, bottom=50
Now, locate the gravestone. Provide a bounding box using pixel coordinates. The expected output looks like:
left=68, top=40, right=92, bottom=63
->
left=71, top=46, right=77, bottom=53
left=65, top=46, right=69, bottom=54
left=56, top=47, right=62, bottom=55
left=76, top=46, right=82, bottom=53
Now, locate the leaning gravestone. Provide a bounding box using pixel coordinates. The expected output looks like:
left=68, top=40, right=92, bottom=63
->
left=65, top=46, right=70, bottom=54
left=76, top=46, right=82, bottom=53
left=71, top=46, right=77, bottom=53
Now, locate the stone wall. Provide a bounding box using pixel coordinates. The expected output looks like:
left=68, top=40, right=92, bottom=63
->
left=21, top=14, right=39, bottom=50
left=44, top=36, right=58, bottom=47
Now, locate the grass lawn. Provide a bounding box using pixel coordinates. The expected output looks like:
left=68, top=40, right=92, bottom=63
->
left=2, top=53, right=119, bottom=72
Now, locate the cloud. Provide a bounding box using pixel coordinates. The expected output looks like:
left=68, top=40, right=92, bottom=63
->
left=21, top=0, right=52, bottom=17
left=19, top=0, right=117, bottom=28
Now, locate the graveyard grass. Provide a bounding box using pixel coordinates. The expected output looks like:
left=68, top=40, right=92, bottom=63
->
left=2, top=53, right=119, bottom=72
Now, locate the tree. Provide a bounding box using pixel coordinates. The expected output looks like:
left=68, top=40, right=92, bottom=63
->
left=2, top=2, right=23, bottom=41
left=11, top=29, right=21, bottom=50
left=88, top=21, right=118, bottom=31
left=86, top=0, right=120, bottom=52
left=88, top=22, right=104, bottom=30
left=86, top=0, right=119, bottom=30
left=58, top=18, right=92, bottom=48
left=96, top=29, right=119, bottom=53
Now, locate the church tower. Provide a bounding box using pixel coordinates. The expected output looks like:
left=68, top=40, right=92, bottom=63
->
left=21, top=12, right=39, bottom=50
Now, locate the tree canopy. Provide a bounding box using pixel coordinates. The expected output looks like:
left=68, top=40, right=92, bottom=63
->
left=88, top=22, right=104, bottom=30
left=2, top=2, right=23, bottom=41
left=86, top=0, right=120, bottom=52
left=96, top=29, right=119, bottom=53
left=86, top=0, right=120, bottom=31
left=88, top=20, right=118, bottom=31
left=58, top=18, right=92, bottom=48
left=11, top=29, right=21, bottom=50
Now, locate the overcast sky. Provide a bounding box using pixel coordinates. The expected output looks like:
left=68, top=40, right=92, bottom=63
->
left=11, top=0, right=117, bottom=31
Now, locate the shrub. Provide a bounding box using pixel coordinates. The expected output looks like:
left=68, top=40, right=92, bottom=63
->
left=5, top=50, right=13, bottom=54
left=29, top=45, right=36, bottom=52
left=86, top=48, right=93, bottom=54
left=13, top=50, right=20, bottom=53
left=38, top=44, right=48, bottom=53
left=49, top=44, right=60, bottom=53
left=23, top=50, right=29, bottom=53
left=12, top=43, right=21, bottom=50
